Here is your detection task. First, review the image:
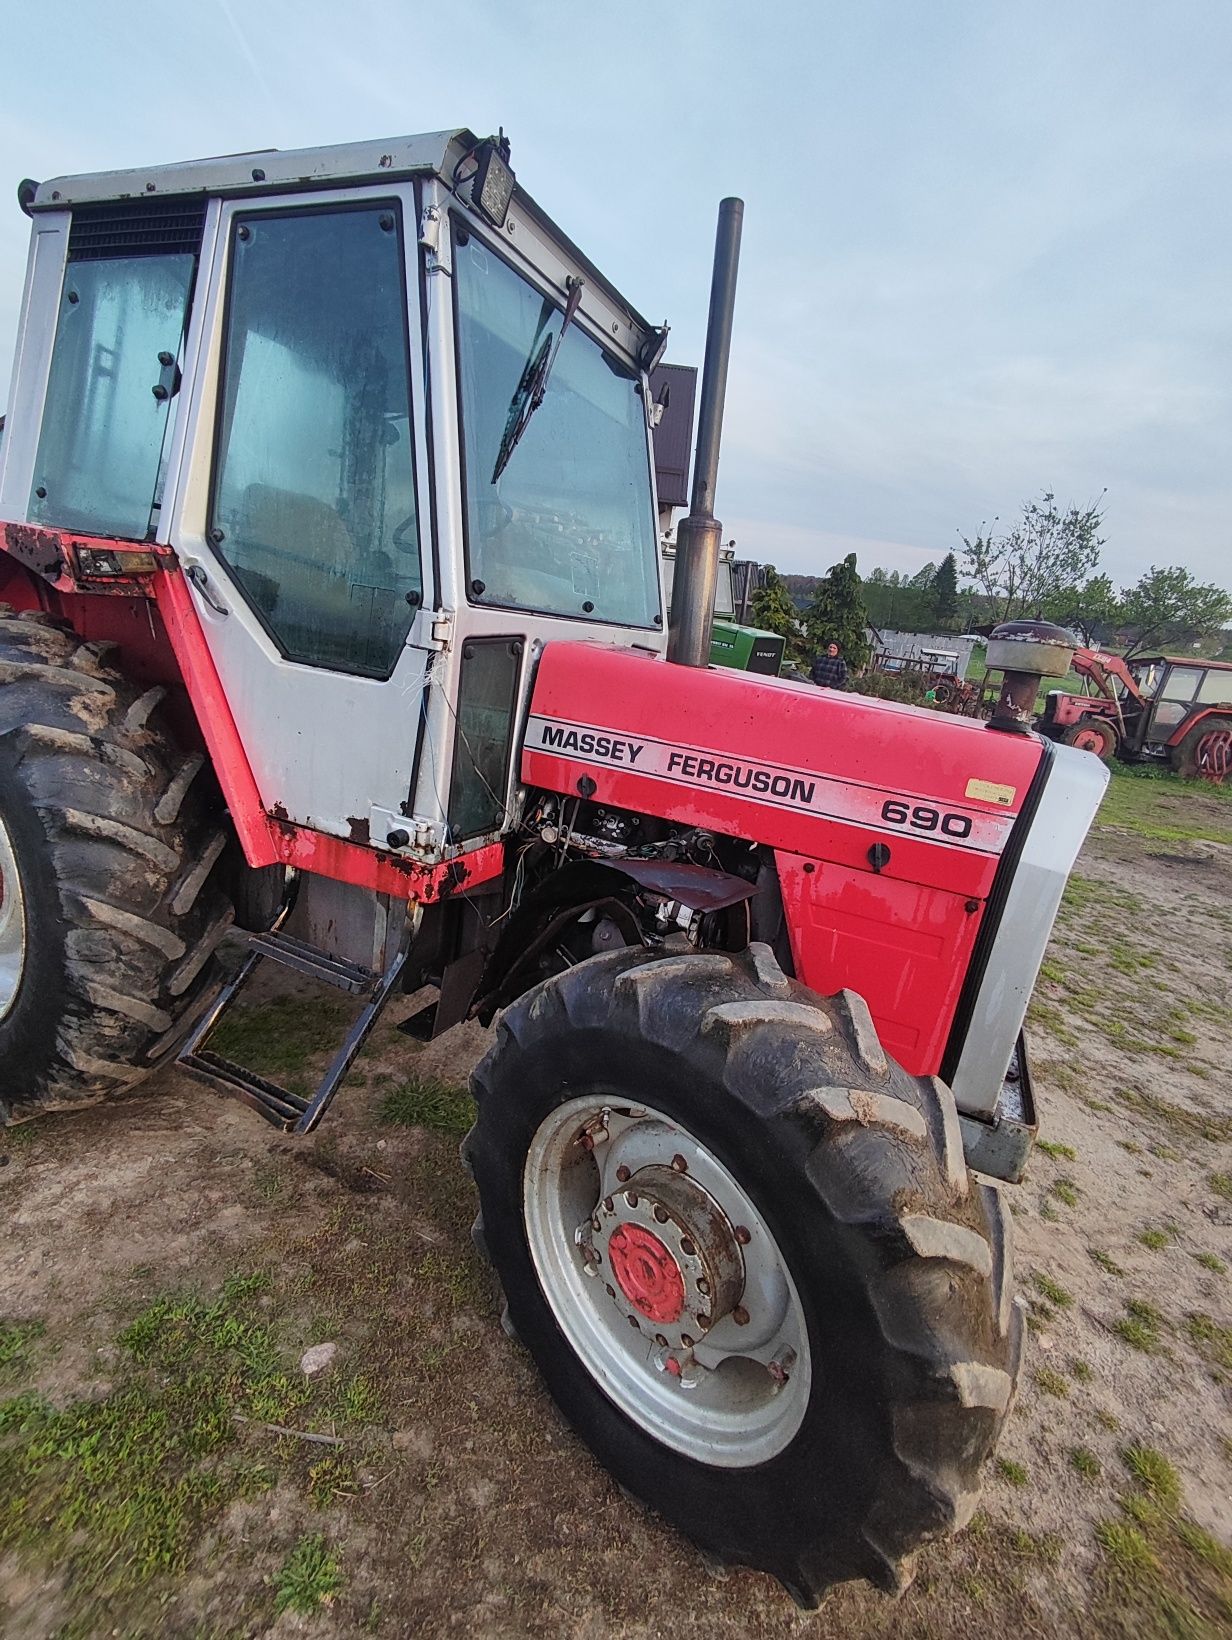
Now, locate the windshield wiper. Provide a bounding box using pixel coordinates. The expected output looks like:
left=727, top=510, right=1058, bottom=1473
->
left=491, top=276, right=584, bottom=483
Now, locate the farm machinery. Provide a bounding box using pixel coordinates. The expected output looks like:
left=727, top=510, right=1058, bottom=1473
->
left=1037, top=647, right=1232, bottom=780
left=0, top=129, right=1108, bottom=1603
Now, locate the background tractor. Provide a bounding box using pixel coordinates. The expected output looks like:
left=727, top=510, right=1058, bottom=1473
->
left=1038, top=648, right=1232, bottom=780
left=0, top=128, right=1107, bottom=1604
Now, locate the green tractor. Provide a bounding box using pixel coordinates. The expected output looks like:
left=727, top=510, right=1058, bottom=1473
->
left=662, top=542, right=786, bottom=674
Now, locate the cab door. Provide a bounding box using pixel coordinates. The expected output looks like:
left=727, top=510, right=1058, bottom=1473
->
left=166, top=188, right=435, bottom=842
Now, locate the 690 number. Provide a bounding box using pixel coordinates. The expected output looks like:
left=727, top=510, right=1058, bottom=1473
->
left=880, top=799, right=973, bottom=839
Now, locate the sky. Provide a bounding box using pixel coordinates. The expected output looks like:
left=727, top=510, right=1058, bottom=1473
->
left=0, top=0, right=1228, bottom=590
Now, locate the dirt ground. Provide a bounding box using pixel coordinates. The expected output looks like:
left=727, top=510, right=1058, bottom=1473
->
left=2, top=767, right=1230, bottom=1638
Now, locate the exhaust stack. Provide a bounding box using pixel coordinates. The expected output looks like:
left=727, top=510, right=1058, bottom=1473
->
left=667, top=197, right=744, bottom=667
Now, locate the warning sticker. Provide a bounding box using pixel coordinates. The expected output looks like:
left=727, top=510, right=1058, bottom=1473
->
left=965, top=777, right=1017, bottom=806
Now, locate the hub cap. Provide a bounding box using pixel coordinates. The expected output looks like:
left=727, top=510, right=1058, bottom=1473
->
left=523, top=1096, right=811, bottom=1467
left=0, top=814, right=27, bottom=1022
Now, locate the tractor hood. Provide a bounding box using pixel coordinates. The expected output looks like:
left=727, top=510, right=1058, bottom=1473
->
left=522, top=642, right=1045, bottom=901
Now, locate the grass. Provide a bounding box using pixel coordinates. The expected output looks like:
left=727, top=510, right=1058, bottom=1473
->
left=1115, top=1299, right=1166, bottom=1353
left=273, top=1533, right=343, bottom=1615
left=1098, top=763, right=1232, bottom=847
left=1115, top=1087, right=1232, bottom=1145
left=1036, top=1139, right=1077, bottom=1161
left=377, top=1074, right=475, bottom=1136
left=1096, top=1409, right=1121, bottom=1432
left=1137, top=1226, right=1177, bottom=1251
left=995, top=1457, right=1029, bottom=1487
left=1071, top=1358, right=1093, bottom=1382
left=1095, top=1519, right=1158, bottom=1574
left=1090, top=1248, right=1126, bottom=1277
left=1122, top=1445, right=1182, bottom=1513
left=0, top=1273, right=312, bottom=1604
left=1185, top=1313, right=1232, bottom=1371
left=1210, top=1172, right=1232, bottom=1204
left=1034, top=1367, right=1069, bottom=1399
left=1071, top=1446, right=1102, bottom=1479
left=1052, top=1177, right=1080, bottom=1208
left=1193, top=1251, right=1227, bottom=1274
left=1031, top=1272, right=1073, bottom=1308
left=0, top=1319, right=44, bottom=1379
left=208, top=994, right=356, bottom=1095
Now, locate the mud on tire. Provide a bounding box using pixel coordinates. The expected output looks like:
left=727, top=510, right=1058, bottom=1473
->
left=0, top=612, right=233, bottom=1121
left=464, top=943, right=1024, bottom=1605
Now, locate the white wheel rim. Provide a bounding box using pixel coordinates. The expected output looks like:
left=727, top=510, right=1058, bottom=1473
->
left=523, top=1094, right=811, bottom=1467
left=0, top=813, right=27, bottom=1021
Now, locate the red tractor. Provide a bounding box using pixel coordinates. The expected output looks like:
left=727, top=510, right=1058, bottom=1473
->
left=1038, top=649, right=1232, bottom=779
left=0, top=130, right=1107, bottom=1603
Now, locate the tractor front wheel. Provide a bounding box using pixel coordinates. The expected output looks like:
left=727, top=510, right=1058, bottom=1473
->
left=464, top=944, right=1022, bottom=1604
left=1063, top=717, right=1118, bottom=760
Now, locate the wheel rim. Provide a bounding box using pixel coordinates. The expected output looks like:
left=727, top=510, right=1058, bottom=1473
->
left=0, top=813, right=28, bottom=1021
left=1196, top=729, right=1232, bottom=784
left=522, top=1094, right=812, bottom=1467
left=1071, top=725, right=1108, bottom=754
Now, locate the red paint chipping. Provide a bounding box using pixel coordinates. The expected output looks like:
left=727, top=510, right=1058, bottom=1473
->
left=608, top=1223, right=686, bottom=1323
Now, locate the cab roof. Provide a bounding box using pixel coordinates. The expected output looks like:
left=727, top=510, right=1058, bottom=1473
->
left=27, top=127, right=656, bottom=348
left=1136, top=655, right=1232, bottom=672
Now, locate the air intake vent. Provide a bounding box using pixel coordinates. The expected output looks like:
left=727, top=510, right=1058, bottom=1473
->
left=68, top=198, right=207, bottom=261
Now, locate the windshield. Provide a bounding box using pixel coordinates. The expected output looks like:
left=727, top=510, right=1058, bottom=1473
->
left=453, top=230, right=660, bottom=628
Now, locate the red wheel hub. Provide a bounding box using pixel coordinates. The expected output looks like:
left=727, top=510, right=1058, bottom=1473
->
left=608, top=1223, right=686, bottom=1322
left=1073, top=727, right=1107, bottom=754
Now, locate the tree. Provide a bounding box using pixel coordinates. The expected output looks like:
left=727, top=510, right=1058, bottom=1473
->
left=931, top=553, right=959, bottom=629
left=750, top=564, right=802, bottom=648
left=1042, top=571, right=1118, bottom=646
left=803, top=553, right=871, bottom=669
left=959, top=491, right=1106, bottom=623
left=1118, top=566, right=1232, bottom=657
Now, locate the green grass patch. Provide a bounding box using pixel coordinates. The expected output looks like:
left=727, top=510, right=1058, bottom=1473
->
left=1071, top=1446, right=1101, bottom=1479
left=995, top=1457, right=1029, bottom=1487
left=1071, top=1358, right=1093, bottom=1382
left=273, top=1533, right=343, bottom=1615
left=208, top=994, right=356, bottom=1095
left=1210, top=1173, right=1232, bottom=1204
left=1185, top=1312, right=1232, bottom=1371
left=1175, top=1518, right=1232, bottom=1578
left=1122, top=1445, right=1182, bottom=1513
left=1034, top=1367, right=1069, bottom=1399
left=1098, top=765, right=1232, bottom=846
left=1115, top=1298, right=1166, bottom=1353
left=1097, top=1409, right=1121, bottom=1432
left=1037, top=1139, right=1077, bottom=1161
left=377, top=1073, right=475, bottom=1136
left=0, top=1319, right=44, bottom=1379
left=1137, top=1226, right=1177, bottom=1251
left=1095, top=1518, right=1158, bottom=1574
left=1090, top=1248, right=1126, bottom=1277
left=1193, top=1251, right=1227, bottom=1275
left=0, top=1273, right=309, bottom=1603
left=1116, top=1086, right=1232, bottom=1145
left=1031, top=1272, right=1074, bottom=1308
left=1052, top=1176, right=1080, bottom=1208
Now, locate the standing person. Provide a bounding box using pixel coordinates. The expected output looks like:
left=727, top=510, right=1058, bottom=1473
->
left=810, top=641, right=848, bottom=689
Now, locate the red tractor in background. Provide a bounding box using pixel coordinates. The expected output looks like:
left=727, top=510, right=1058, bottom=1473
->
left=1038, top=649, right=1232, bottom=780
left=0, top=129, right=1109, bottom=1604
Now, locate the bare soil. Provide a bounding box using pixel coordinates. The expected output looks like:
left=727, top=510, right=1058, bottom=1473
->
left=2, top=771, right=1230, bottom=1638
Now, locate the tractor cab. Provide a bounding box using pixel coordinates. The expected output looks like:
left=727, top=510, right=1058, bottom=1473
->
left=0, top=130, right=666, bottom=859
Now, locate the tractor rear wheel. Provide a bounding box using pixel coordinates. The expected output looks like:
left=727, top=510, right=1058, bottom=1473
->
left=0, top=612, right=234, bottom=1123
left=1063, top=717, right=1118, bottom=760
left=464, top=944, right=1022, bottom=1604
left=1171, top=715, right=1232, bottom=783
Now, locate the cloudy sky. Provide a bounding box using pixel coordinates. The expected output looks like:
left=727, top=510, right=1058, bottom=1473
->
left=0, top=0, right=1227, bottom=589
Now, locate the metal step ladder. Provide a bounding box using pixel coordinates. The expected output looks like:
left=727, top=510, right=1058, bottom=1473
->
left=177, top=925, right=407, bottom=1133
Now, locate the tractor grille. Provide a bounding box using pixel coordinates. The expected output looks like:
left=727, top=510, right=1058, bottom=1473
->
left=68, top=199, right=207, bottom=261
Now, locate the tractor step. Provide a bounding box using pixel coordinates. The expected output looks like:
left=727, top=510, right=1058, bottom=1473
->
left=177, top=935, right=407, bottom=1134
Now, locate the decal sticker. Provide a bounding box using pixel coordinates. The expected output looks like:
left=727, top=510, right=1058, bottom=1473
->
left=524, top=716, right=1017, bottom=855
left=965, top=777, right=1017, bottom=806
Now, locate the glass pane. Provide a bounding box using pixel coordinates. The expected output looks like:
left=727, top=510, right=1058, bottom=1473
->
left=1160, top=667, right=1200, bottom=702
left=30, top=255, right=194, bottom=539
left=210, top=207, right=422, bottom=678
left=1197, top=670, right=1232, bottom=705
left=454, top=235, right=659, bottom=629
left=448, top=639, right=520, bottom=839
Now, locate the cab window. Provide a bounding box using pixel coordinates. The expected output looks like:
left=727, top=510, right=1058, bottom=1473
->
left=209, top=204, right=422, bottom=678
left=1197, top=670, right=1232, bottom=706
left=452, top=229, right=660, bottom=629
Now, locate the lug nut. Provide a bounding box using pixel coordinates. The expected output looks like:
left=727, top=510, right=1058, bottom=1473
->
left=655, top=1333, right=668, bottom=1347
left=653, top=1204, right=669, bottom=1224
left=591, top=1215, right=601, bottom=1232
left=671, top=1153, right=688, bottom=1173
left=732, top=1305, right=750, bottom=1326
left=628, top=1314, right=641, bottom=1329
left=605, top=1283, right=616, bottom=1298
left=615, top=1165, right=631, bottom=1182
left=580, top=1133, right=595, bottom=1151
left=602, top=1197, right=613, bottom=1212
left=734, top=1225, right=751, bottom=1245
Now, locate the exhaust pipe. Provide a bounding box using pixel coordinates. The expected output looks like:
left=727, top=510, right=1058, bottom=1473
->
left=667, top=196, right=744, bottom=667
